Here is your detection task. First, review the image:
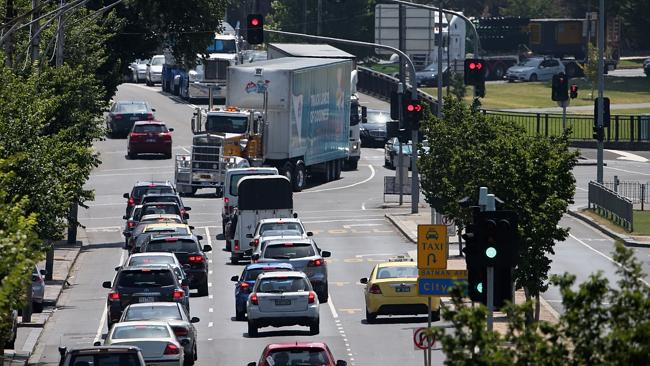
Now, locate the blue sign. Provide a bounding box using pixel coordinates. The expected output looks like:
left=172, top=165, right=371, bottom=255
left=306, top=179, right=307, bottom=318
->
left=418, top=278, right=467, bottom=296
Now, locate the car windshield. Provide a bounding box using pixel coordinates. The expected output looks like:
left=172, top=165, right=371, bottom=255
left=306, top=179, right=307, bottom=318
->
left=150, top=57, right=164, bottom=66
left=208, top=39, right=237, bottom=53
left=376, top=266, right=419, bottom=279
left=68, top=354, right=142, bottom=366
left=243, top=267, right=288, bottom=281
left=423, top=63, right=439, bottom=71
left=366, top=111, right=392, bottom=124
left=115, top=102, right=149, bottom=114
left=517, top=59, right=540, bottom=67
left=259, top=223, right=304, bottom=235
left=257, top=277, right=310, bottom=293
left=266, top=349, right=330, bottom=365
left=128, top=255, right=175, bottom=267
left=132, top=186, right=174, bottom=200
left=263, top=243, right=315, bottom=259
left=117, top=270, right=176, bottom=287
left=112, top=324, right=170, bottom=339
left=133, top=124, right=166, bottom=133
left=206, top=115, right=248, bottom=134
left=146, top=240, right=199, bottom=253
left=124, top=306, right=181, bottom=321
left=145, top=227, right=188, bottom=236
left=141, top=204, right=181, bottom=217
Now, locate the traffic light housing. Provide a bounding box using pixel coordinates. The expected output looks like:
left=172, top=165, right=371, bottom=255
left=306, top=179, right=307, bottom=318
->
left=477, top=210, right=519, bottom=268
left=551, top=73, right=569, bottom=102
left=464, top=59, right=486, bottom=86
left=246, top=14, right=264, bottom=45
left=594, top=97, right=611, bottom=128
left=570, top=84, right=578, bottom=99
left=467, top=265, right=513, bottom=309
left=404, top=99, right=423, bottom=130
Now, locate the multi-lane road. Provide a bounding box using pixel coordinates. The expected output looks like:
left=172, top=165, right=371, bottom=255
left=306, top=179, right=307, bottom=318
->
left=27, top=83, right=650, bottom=366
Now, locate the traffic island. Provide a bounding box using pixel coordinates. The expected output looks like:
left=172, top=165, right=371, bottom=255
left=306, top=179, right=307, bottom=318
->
left=568, top=208, right=650, bottom=247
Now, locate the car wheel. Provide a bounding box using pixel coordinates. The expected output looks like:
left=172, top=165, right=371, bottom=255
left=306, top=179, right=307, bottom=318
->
left=247, top=320, right=258, bottom=337
left=230, top=256, right=239, bottom=265
left=280, top=161, right=293, bottom=185
left=292, top=161, right=306, bottom=192
left=529, top=73, right=538, bottom=82
left=198, top=280, right=209, bottom=297
left=366, top=309, right=377, bottom=323
left=235, top=308, right=246, bottom=321
left=430, top=309, right=440, bottom=322
left=184, top=345, right=195, bottom=366
left=193, top=343, right=198, bottom=360
left=318, top=283, right=328, bottom=303
left=164, top=151, right=172, bottom=159
left=127, top=149, right=136, bottom=159
left=32, top=301, right=43, bottom=313
left=309, top=319, right=320, bottom=335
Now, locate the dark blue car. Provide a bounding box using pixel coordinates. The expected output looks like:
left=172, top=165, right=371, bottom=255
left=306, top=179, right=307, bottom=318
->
left=230, top=262, right=294, bottom=320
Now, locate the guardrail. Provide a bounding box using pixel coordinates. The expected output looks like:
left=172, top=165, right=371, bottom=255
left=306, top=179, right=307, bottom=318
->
left=603, top=179, right=649, bottom=210
left=588, top=181, right=634, bottom=231
left=357, top=66, right=650, bottom=142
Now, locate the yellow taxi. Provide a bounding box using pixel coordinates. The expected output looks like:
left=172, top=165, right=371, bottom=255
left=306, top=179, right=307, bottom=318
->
left=129, top=222, right=193, bottom=253
left=360, top=257, right=440, bottom=323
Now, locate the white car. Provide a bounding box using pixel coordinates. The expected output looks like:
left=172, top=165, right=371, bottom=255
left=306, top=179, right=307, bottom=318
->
left=505, top=57, right=565, bottom=82
left=101, top=321, right=186, bottom=366
left=130, top=59, right=149, bottom=83
left=32, top=265, right=46, bottom=313
left=146, top=55, right=165, bottom=86
left=248, top=218, right=312, bottom=255
left=246, top=271, right=320, bottom=337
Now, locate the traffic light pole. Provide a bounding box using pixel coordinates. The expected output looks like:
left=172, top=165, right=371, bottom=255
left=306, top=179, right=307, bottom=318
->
left=596, top=0, right=605, bottom=183
left=485, top=193, right=496, bottom=332
left=398, top=5, right=405, bottom=207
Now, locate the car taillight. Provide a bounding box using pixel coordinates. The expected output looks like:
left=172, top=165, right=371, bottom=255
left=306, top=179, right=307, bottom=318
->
left=128, top=221, right=136, bottom=228
left=308, top=259, right=322, bottom=267
left=308, top=291, right=316, bottom=303
left=369, top=284, right=382, bottom=294
left=161, top=133, right=172, bottom=141
left=108, top=291, right=120, bottom=301
left=114, top=114, right=123, bottom=120
left=173, top=327, right=188, bottom=337
left=250, top=293, right=258, bottom=305
left=224, top=197, right=229, bottom=204
left=163, top=343, right=180, bottom=355
left=234, top=240, right=239, bottom=251
left=146, top=113, right=154, bottom=120
left=188, top=255, right=204, bottom=263
left=239, top=282, right=250, bottom=292
left=128, top=197, right=135, bottom=205
left=173, top=290, right=185, bottom=299
left=252, top=239, right=259, bottom=247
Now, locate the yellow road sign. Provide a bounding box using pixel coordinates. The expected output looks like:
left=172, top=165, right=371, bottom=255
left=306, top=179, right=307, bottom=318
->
left=418, top=269, right=468, bottom=279
left=417, top=224, right=448, bottom=270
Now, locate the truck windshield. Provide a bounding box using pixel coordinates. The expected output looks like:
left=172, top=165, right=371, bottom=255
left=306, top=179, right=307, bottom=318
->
left=206, top=115, right=248, bottom=134
left=208, top=39, right=237, bottom=53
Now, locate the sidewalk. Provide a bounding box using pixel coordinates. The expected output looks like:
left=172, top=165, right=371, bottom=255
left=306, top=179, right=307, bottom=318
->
left=2, top=231, right=85, bottom=366
left=382, top=205, right=560, bottom=334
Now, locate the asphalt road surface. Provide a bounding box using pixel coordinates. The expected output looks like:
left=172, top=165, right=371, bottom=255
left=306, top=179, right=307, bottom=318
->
left=27, top=83, right=650, bottom=365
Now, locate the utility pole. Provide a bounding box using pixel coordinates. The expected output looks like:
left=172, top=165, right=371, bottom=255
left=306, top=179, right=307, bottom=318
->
left=398, top=4, right=405, bottom=206
left=55, top=0, right=64, bottom=66
left=30, top=0, right=40, bottom=61
left=596, top=0, right=604, bottom=183
left=436, top=2, right=443, bottom=119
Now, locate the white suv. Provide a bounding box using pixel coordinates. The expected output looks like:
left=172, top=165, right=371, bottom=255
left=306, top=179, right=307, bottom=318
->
left=505, top=57, right=565, bottom=82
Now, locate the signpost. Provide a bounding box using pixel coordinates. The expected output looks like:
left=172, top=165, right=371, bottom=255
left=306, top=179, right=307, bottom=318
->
left=413, top=327, right=435, bottom=351
left=417, top=225, right=447, bottom=270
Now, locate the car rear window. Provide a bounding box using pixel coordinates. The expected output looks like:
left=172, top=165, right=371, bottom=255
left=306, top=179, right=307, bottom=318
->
left=116, top=103, right=149, bottom=113
left=376, top=266, right=419, bottom=279
left=117, top=269, right=175, bottom=287
left=128, top=255, right=175, bottom=267
left=69, top=353, right=141, bottom=366
left=146, top=240, right=199, bottom=253
left=131, top=207, right=142, bottom=220
left=243, top=268, right=287, bottom=281
left=141, top=196, right=179, bottom=205
left=266, top=349, right=329, bottom=365
left=263, top=243, right=315, bottom=259
left=133, top=124, right=167, bottom=133
left=257, top=277, right=309, bottom=293
left=259, top=223, right=304, bottom=235
left=132, top=186, right=174, bottom=200
left=142, top=204, right=180, bottom=216
left=112, top=324, right=170, bottom=339
left=124, top=306, right=181, bottom=321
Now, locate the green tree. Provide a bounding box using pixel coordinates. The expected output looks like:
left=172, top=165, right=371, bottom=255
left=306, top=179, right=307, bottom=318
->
left=583, top=43, right=599, bottom=99
left=418, top=98, right=578, bottom=320
left=500, top=0, right=566, bottom=18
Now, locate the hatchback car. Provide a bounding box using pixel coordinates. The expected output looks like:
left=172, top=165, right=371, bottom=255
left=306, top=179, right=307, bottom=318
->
left=32, top=265, right=47, bottom=313
left=120, top=253, right=190, bottom=303
left=140, top=193, right=188, bottom=218
left=102, top=265, right=188, bottom=328
left=505, top=57, right=565, bottom=82
left=119, top=302, right=199, bottom=365
left=231, top=262, right=294, bottom=320
left=247, top=342, right=347, bottom=366
left=101, top=321, right=185, bottom=366
left=360, top=260, right=440, bottom=323
left=106, top=100, right=155, bottom=137
left=246, top=271, right=320, bottom=337
left=127, top=121, right=174, bottom=159
left=124, top=181, right=176, bottom=217
left=146, top=55, right=165, bottom=86
left=58, top=345, right=146, bottom=366
left=415, top=63, right=450, bottom=87
left=137, top=202, right=189, bottom=224
left=130, top=59, right=149, bottom=83
left=127, top=222, right=192, bottom=253
left=254, top=239, right=330, bottom=303
left=360, top=109, right=393, bottom=147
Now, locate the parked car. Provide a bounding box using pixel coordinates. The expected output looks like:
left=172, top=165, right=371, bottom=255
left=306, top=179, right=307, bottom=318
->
left=106, top=100, right=155, bottom=138
left=130, top=59, right=149, bottom=83
left=246, top=271, right=320, bottom=337
left=102, top=265, right=189, bottom=328
left=146, top=55, right=165, bottom=86
left=254, top=238, right=330, bottom=303
left=230, top=262, right=294, bottom=320
left=101, top=321, right=185, bottom=366
left=127, top=121, right=174, bottom=159
left=360, top=109, right=393, bottom=147
left=124, top=181, right=177, bottom=217
left=384, top=137, right=412, bottom=169
left=644, top=57, right=650, bottom=77
left=3, top=309, right=18, bottom=349
left=119, top=302, right=199, bottom=365
left=58, top=346, right=146, bottom=366
left=247, top=342, right=347, bottom=366
left=360, top=259, right=440, bottom=323
left=32, top=265, right=47, bottom=313
left=415, top=63, right=450, bottom=87
left=505, top=57, right=565, bottom=82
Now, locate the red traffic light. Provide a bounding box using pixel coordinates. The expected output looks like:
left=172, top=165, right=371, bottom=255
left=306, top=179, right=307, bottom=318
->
left=476, top=62, right=483, bottom=70
left=469, top=63, right=476, bottom=70
left=407, top=104, right=415, bottom=112
left=570, top=84, right=578, bottom=92
left=250, top=18, right=260, bottom=26
left=414, top=104, right=422, bottom=112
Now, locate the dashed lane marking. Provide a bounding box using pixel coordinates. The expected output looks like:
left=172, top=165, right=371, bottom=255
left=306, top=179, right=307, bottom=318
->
left=93, top=249, right=126, bottom=345
left=338, top=308, right=362, bottom=315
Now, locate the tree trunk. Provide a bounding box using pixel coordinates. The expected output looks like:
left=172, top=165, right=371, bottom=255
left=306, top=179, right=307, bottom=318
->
left=523, top=286, right=534, bottom=325
left=4, top=0, right=15, bottom=67
left=535, top=293, right=541, bottom=321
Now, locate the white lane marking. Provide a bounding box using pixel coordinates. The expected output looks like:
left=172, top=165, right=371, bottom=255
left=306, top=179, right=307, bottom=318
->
left=94, top=249, right=126, bottom=345
left=568, top=232, right=650, bottom=286
left=209, top=295, right=213, bottom=299
left=205, top=226, right=212, bottom=250
left=208, top=322, right=213, bottom=327
left=327, top=296, right=339, bottom=319
left=181, top=146, right=191, bottom=153
left=361, top=202, right=366, bottom=210
left=208, top=282, right=213, bottom=287
left=298, top=165, right=376, bottom=194
left=209, top=308, right=214, bottom=313
left=576, top=186, right=588, bottom=192
left=604, top=166, right=650, bottom=176
left=606, top=149, right=649, bottom=163
left=302, top=218, right=386, bottom=224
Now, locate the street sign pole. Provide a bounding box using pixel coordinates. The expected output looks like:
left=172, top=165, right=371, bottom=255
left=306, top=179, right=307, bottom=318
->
left=486, top=194, right=496, bottom=331
left=427, top=296, right=432, bottom=366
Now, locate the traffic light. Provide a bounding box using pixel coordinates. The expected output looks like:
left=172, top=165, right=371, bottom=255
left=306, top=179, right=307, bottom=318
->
left=404, top=99, right=423, bottom=130
left=593, top=126, right=604, bottom=141
left=570, top=84, right=578, bottom=99
left=477, top=210, right=519, bottom=268
left=246, top=14, right=264, bottom=45
left=551, top=73, right=569, bottom=102
left=467, top=266, right=513, bottom=309
left=464, top=59, right=486, bottom=86
left=594, top=97, right=611, bottom=128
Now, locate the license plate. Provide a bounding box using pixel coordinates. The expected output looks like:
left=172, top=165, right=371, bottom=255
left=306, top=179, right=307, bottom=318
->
left=130, top=116, right=139, bottom=121
left=200, top=174, right=211, bottom=179
left=275, top=299, right=291, bottom=306
left=138, top=296, right=156, bottom=303
left=396, top=286, right=411, bottom=293
left=146, top=139, right=156, bottom=143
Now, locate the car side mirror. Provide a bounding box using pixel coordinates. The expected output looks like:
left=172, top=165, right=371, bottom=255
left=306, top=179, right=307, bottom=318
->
left=181, top=279, right=189, bottom=286
left=307, top=231, right=313, bottom=237
left=246, top=233, right=253, bottom=238
left=231, top=275, right=239, bottom=282
left=184, top=207, right=191, bottom=211
left=196, top=235, right=203, bottom=241
left=189, top=225, right=195, bottom=230
left=183, top=213, right=190, bottom=220
left=180, top=339, right=190, bottom=346
left=168, top=128, right=174, bottom=132
left=122, top=215, right=127, bottom=220
left=114, top=266, right=121, bottom=271
left=360, top=278, right=368, bottom=284
left=251, top=254, right=260, bottom=261
left=321, top=251, right=331, bottom=258
left=123, top=193, right=129, bottom=199
left=202, top=245, right=212, bottom=252
left=247, top=363, right=256, bottom=366
left=40, top=269, right=47, bottom=276
left=336, top=361, right=347, bottom=366
left=190, top=317, right=200, bottom=323
left=93, top=341, right=102, bottom=346
left=293, top=213, right=298, bottom=218
left=151, top=108, right=156, bottom=112
left=58, top=346, right=67, bottom=356
left=102, top=281, right=112, bottom=288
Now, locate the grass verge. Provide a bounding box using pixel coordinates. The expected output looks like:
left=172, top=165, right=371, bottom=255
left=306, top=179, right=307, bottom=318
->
left=618, top=59, right=645, bottom=69
left=581, top=208, right=650, bottom=236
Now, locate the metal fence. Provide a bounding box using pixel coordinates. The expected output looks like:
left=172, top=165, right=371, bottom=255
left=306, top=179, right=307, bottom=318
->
left=588, top=181, right=634, bottom=231
left=357, top=67, right=650, bottom=142
left=602, top=179, right=649, bottom=210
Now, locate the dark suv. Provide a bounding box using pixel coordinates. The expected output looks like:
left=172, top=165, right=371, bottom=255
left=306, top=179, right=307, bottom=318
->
left=140, top=193, right=190, bottom=218
left=58, top=346, right=146, bottom=366
left=140, top=235, right=212, bottom=296
left=124, top=181, right=176, bottom=217
left=102, top=265, right=188, bottom=328
left=136, top=202, right=189, bottom=223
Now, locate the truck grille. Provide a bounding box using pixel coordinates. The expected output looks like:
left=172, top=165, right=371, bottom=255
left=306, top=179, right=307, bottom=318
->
left=192, top=135, right=224, bottom=170
left=204, top=59, right=229, bottom=80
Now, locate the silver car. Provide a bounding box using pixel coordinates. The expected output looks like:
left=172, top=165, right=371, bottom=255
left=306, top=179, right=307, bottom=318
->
left=101, top=321, right=185, bottom=366
left=32, top=265, right=46, bottom=313
left=146, top=55, right=165, bottom=86
left=131, top=59, right=149, bottom=83
left=505, top=57, right=565, bottom=82
left=119, top=303, right=199, bottom=365
left=246, top=271, right=319, bottom=337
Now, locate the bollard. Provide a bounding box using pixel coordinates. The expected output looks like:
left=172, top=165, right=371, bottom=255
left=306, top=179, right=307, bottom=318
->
left=23, top=280, right=33, bottom=323
left=45, top=243, right=54, bottom=281
left=67, top=202, right=78, bottom=244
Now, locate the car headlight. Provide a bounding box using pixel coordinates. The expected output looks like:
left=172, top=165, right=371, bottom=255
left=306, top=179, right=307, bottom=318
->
left=189, top=70, right=198, bottom=82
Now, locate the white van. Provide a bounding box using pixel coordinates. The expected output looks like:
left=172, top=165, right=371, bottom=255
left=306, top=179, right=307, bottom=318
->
left=222, top=167, right=278, bottom=236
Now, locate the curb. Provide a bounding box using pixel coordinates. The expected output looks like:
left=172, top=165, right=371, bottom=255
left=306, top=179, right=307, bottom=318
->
left=567, top=210, right=650, bottom=248
left=385, top=213, right=417, bottom=244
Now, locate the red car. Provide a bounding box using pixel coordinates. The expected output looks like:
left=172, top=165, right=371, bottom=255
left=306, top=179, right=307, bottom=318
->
left=127, top=121, right=174, bottom=159
left=247, top=342, right=347, bottom=366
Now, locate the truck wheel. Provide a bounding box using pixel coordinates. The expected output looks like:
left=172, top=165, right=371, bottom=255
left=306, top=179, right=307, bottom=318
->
left=334, top=160, right=342, bottom=179
left=280, top=161, right=294, bottom=184
left=346, top=159, right=358, bottom=171
left=292, top=161, right=306, bottom=192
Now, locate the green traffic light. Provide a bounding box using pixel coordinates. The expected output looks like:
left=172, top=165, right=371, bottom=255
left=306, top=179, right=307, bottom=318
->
left=486, top=247, right=497, bottom=258
left=476, top=283, right=483, bottom=293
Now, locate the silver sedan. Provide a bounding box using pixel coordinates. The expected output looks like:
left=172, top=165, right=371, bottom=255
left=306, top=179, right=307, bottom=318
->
left=100, top=321, right=186, bottom=366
